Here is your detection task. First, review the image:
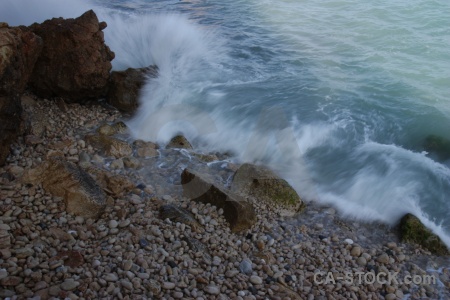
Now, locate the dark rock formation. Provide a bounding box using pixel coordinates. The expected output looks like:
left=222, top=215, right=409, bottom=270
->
left=231, top=163, right=305, bottom=216
left=22, top=157, right=106, bottom=219
left=27, top=10, right=114, bottom=102
left=166, top=135, right=193, bottom=150
left=181, top=168, right=256, bottom=232
left=399, top=213, right=449, bottom=256
left=107, top=66, right=158, bottom=112
left=0, top=24, right=43, bottom=166
left=424, top=134, right=450, bottom=161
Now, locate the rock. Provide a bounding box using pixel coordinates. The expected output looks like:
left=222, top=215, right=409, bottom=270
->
left=21, top=95, right=47, bottom=138
left=376, top=253, right=390, bottom=264
left=231, top=163, right=305, bottom=216
left=166, top=135, right=193, bottom=150
left=181, top=168, right=256, bottom=232
left=162, top=282, right=175, bottom=289
left=27, top=10, right=114, bottom=101
left=105, top=273, right=118, bottom=282
left=22, top=157, right=106, bottom=218
left=107, top=66, right=158, bottom=112
left=351, top=246, right=361, bottom=257
left=60, top=279, right=79, bottom=291
left=109, top=220, right=118, bottom=229
left=159, top=204, right=202, bottom=232
left=204, top=285, right=220, bottom=295
left=0, top=269, right=7, bottom=280
left=0, top=25, right=43, bottom=166
left=110, top=158, right=124, bottom=170
left=123, top=157, right=141, bottom=169
left=398, top=213, right=449, bottom=255
left=356, top=257, right=367, bottom=266
left=97, top=122, right=128, bottom=136
left=250, top=275, right=263, bottom=285
left=85, top=134, right=132, bottom=158
left=0, top=276, right=22, bottom=286
left=49, top=228, right=75, bottom=242
left=423, top=134, right=450, bottom=160
left=14, top=247, right=34, bottom=258
left=133, top=140, right=158, bottom=158
left=53, top=250, right=84, bottom=268
left=344, top=239, right=354, bottom=245
left=239, top=258, right=253, bottom=274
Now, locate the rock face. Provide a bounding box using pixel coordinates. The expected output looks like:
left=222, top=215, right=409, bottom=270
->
left=399, top=214, right=449, bottom=256
left=181, top=168, right=256, bottom=232
left=0, top=24, right=43, bottom=166
left=27, top=10, right=114, bottom=102
left=231, top=163, right=305, bottom=216
left=107, top=66, right=158, bottom=112
left=23, top=157, right=106, bottom=218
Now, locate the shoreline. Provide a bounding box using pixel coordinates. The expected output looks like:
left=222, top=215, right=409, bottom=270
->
left=0, top=96, right=449, bottom=299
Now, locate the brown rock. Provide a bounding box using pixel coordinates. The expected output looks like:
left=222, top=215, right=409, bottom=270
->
left=49, top=228, right=75, bottom=242
left=27, top=10, right=114, bottom=102
left=166, top=135, right=192, bottom=150
left=181, top=168, right=256, bottom=232
left=107, top=66, right=158, bottom=112
left=53, top=250, right=84, bottom=268
left=231, top=163, right=305, bottom=216
left=22, top=157, right=106, bottom=218
left=0, top=276, right=22, bottom=286
left=133, top=139, right=158, bottom=158
left=0, top=26, right=43, bottom=166
left=85, top=134, right=132, bottom=158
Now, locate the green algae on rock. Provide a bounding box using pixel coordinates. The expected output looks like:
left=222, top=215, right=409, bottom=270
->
left=399, top=213, right=449, bottom=256
left=231, top=163, right=305, bottom=217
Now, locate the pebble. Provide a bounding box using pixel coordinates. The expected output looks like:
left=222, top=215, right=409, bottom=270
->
left=239, top=259, right=252, bottom=274
left=351, top=246, right=361, bottom=257
left=377, top=253, right=390, bottom=264
left=109, top=220, right=118, bottom=229
left=60, top=279, right=79, bottom=291
left=105, top=274, right=118, bottom=282
left=250, top=275, right=263, bottom=285
left=162, top=282, right=175, bottom=289
left=205, top=285, right=220, bottom=295
left=344, top=239, right=354, bottom=245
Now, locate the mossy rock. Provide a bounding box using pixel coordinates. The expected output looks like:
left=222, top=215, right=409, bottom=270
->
left=399, top=213, right=449, bottom=256
left=231, top=163, right=305, bottom=216
left=423, top=134, right=450, bottom=160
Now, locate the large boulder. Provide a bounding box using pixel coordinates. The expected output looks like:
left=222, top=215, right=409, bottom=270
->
left=0, top=24, right=43, bottom=166
left=231, top=163, right=305, bottom=216
left=181, top=168, right=256, bottom=232
left=27, top=10, right=114, bottom=102
left=22, top=157, right=106, bottom=218
left=107, top=66, right=158, bottom=112
left=398, top=214, right=449, bottom=256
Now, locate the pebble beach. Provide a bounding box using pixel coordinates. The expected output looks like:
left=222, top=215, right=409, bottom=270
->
left=0, top=96, right=449, bottom=300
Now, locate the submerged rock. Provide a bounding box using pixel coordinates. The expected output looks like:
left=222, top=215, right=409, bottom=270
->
left=22, top=157, right=106, bottom=218
left=181, top=168, right=256, bottom=232
left=107, top=65, right=158, bottom=112
left=231, top=163, right=305, bottom=216
left=166, top=135, right=193, bottom=150
left=399, top=213, right=449, bottom=256
left=97, top=121, right=128, bottom=136
left=424, top=134, right=450, bottom=160
left=133, top=140, right=158, bottom=158
left=27, top=10, right=114, bottom=101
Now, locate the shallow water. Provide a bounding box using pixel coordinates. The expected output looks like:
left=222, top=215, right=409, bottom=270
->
left=1, top=0, right=450, bottom=246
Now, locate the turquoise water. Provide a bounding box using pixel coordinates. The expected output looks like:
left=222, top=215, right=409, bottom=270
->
left=2, top=0, right=450, bottom=245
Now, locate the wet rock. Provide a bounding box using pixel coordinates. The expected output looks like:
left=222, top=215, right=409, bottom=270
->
left=398, top=213, right=449, bottom=255
left=85, top=134, right=132, bottom=158
left=166, top=135, right=192, bottom=150
left=423, top=134, right=450, bottom=160
left=97, top=122, right=128, bottom=136
left=181, top=168, right=256, bottom=232
left=231, top=163, right=305, bottom=216
left=22, top=157, right=106, bottom=218
left=27, top=10, right=114, bottom=101
left=123, top=156, right=141, bottom=169
left=107, top=66, right=158, bottom=112
left=133, top=140, right=158, bottom=158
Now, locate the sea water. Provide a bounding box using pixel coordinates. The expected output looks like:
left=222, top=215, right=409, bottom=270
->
left=2, top=0, right=450, bottom=246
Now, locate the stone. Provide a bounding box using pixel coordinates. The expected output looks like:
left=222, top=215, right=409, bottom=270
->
left=105, top=273, right=118, bottom=282
left=123, top=157, right=141, bottom=169
left=27, top=10, right=114, bottom=101
left=398, top=213, right=449, bottom=255
left=356, top=257, right=367, bottom=266
left=376, top=253, right=390, bottom=264
left=204, top=285, right=220, bottom=295
left=107, top=66, right=158, bottom=112
left=231, top=163, right=305, bottom=216
left=133, top=139, right=158, bottom=158
left=181, top=168, right=256, bottom=232
left=97, top=122, right=128, bottom=136
left=0, top=276, right=22, bottom=286
left=110, top=158, right=124, bottom=170
left=351, top=246, right=361, bottom=257
left=159, top=204, right=201, bottom=232
left=14, top=247, right=34, bottom=258
left=162, top=282, right=175, bottom=289
left=61, top=279, right=79, bottom=291
left=53, top=250, right=84, bottom=268
left=0, top=269, right=7, bottom=280
left=0, top=26, right=43, bottom=166
left=21, top=95, right=47, bottom=138
left=239, top=258, right=253, bottom=275
left=250, top=275, right=263, bottom=285
left=22, top=157, right=106, bottom=218
left=166, top=135, right=193, bottom=150
left=85, top=134, right=132, bottom=158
